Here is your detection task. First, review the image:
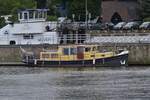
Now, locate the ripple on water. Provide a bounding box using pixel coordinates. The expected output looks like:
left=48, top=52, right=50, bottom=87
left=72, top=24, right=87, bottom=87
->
left=0, top=66, right=149, bottom=100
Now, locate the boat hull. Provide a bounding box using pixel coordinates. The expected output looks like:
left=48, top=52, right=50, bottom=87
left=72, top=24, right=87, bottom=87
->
left=26, top=53, right=128, bottom=67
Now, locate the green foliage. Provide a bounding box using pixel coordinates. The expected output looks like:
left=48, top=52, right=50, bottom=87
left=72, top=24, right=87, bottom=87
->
left=67, top=0, right=101, bottom=21
left=47, top=15, right=58, bottom=21
left=144, top=17, right=150, bottom=21
left=48, top=0, right=101, bottom=21
left=0, top=0, right=36, bottom=27
left=0, top=0, right=101, bottom=27
left=139, top=0, right=150, bottom=19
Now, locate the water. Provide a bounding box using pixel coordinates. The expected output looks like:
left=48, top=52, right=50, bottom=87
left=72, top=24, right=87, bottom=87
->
left=0, top=66, right=150, bottom=100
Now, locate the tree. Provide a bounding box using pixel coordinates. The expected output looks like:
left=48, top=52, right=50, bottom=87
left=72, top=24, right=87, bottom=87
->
left=0, top=0, right=36, bottom=27
left=138, top=0, right=150, bottom=20
left=48, top=0, right=101, bottom=21
left=68, top=0, right=101, bottom=21
left=0, top=0, right=102, bottom=27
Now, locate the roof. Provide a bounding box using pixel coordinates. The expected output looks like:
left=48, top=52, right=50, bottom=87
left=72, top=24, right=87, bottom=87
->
left=18, top=9, right=49, bottom=12
left=0, top=21, right=57, bottom=34
left=11, top=22, right=44, bottom=34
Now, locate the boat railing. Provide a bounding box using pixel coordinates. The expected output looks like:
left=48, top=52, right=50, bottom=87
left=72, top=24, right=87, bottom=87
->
left=0, top=34, right=91, bottom=45
left=0, top=33, right=149, bottom=45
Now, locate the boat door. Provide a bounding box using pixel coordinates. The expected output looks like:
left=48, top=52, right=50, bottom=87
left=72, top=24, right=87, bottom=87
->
left=77, top=46, right=84, bottom=59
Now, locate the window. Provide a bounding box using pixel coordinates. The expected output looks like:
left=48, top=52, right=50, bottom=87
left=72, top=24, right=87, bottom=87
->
left=35, top=11, right=38, bottom=18
left=4, top=31, right=8, bottom=34
left=63, top=48, right=69, bottom=55
left=42, top=54, right=50, bottom=58
left=92, top=47, right=96, bottom=51
left=77, top=47, right=84, bottom=53
left=51, top=54, right=58, bottom=58
left=42, top=12, right=45, bottom=18
left=29, top=11, right=33, bottom=19
left=44, top=12, right=47, bottom=18
left=85, top=47, right=91, bottom=52
left=24, top=13, right=28, bottom=19
left=70, top=48, right=77, bottom=55
left=19, top=13, right=22, bottom=19
left=23, top=34, right=34, bottom=39
left=10, top=41, right=16, bottom=45
left=39, top=12, right=42, bottom=18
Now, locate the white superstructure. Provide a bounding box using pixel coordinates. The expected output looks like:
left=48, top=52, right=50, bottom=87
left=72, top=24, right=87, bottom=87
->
left=0, top=9, right=59, bottom=45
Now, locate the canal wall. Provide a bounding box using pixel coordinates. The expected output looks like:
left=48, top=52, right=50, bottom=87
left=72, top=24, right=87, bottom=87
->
left=0, top=44, right=150, bottom=65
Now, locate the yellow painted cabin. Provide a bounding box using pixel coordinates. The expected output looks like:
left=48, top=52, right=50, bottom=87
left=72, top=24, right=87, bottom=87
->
left=40, top=45, right=115, bottom=61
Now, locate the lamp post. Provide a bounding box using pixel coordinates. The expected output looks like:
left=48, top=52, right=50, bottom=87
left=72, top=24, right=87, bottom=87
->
left=72, top=14, right=75, bottom=22
left=85, top=0, right=88, bottom=30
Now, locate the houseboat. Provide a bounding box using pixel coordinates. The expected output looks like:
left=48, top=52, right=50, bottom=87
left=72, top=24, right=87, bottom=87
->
left=22, top=45, right=129, bottom=67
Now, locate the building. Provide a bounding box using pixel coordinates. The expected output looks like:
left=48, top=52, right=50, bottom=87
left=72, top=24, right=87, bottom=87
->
left=102, top=0, right=139, bottom=23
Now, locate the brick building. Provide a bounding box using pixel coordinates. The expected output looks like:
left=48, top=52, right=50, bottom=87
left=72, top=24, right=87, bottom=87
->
left=102, top=0, right=139, bottom=23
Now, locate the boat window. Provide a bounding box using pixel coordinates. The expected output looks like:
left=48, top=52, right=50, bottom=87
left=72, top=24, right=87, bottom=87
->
left=92, top=47, right=96, bottom=51
left=23, top=34, right=34, bottom=39
left=10, top=40, right=16, bottom=45
left=39, top=12, right=43, bottom=18
left=29, top=11, right=33, bottom=19
left=63, top=48, right=69, bottom=55
left=42, top=11, right=45, bottom=18
left=49, top=49, right=58, bottom=52
left=42, top=53, right=50, bottom=58
left=85, top=47, right=91, bottom=52
left=24, top=13, right=28, bottom=20
left=4, top=31, right=8, bottom=34
left=28, top=55, right=34, bottom=60
left=51, top=54, right=58, bottom=58
left=44, top=12, right=47, bottom=18
left=19, top=13, right=22, bottom=19
left=70, top=48, right=77, bottom=55
left=77, top=47, right=84, bottom=53
left=35, top=11, right=38, bottom=18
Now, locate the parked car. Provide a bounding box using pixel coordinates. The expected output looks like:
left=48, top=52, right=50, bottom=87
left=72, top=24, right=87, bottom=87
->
left=123, top=22, right=140, bottom=30
left=98, top=23, right=107, bottom=30
left=113, top=22, right=126, bottom=30
left=105, top=22, right=114, bottom=30
left=88, top=23, right=101, bottom=30
left=98, top=22, right=114, bottom=31
left=139, top=22, right=150, bottom=30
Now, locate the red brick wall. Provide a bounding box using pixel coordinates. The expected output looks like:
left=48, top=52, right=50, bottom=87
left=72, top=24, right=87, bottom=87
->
left=102, top=1, right=139, bottom=22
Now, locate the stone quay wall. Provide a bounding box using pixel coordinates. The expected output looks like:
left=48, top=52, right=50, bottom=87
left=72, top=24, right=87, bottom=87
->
left=0, top=44, right=149, bottom=65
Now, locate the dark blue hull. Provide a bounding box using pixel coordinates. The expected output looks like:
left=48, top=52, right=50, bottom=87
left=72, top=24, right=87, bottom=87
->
left=27, top=54, right=128, bottom=67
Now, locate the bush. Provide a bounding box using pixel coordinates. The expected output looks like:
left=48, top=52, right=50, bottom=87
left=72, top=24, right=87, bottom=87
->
left=47, top=16, right=58, bottom=21
left=144, top=17, right=150, bottom=22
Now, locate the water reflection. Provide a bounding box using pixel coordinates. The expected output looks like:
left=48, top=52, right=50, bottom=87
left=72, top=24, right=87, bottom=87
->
left=0, top=66, right=149, bottom=100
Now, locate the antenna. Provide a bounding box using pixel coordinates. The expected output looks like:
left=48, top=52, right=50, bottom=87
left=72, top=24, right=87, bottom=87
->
left=1, top=15, right=12, bottom=24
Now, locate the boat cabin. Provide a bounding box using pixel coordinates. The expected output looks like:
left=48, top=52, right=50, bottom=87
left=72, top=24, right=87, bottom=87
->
left=18, top=9, right=49, bottom=22
left=40, top=45, right=114, bottom=61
